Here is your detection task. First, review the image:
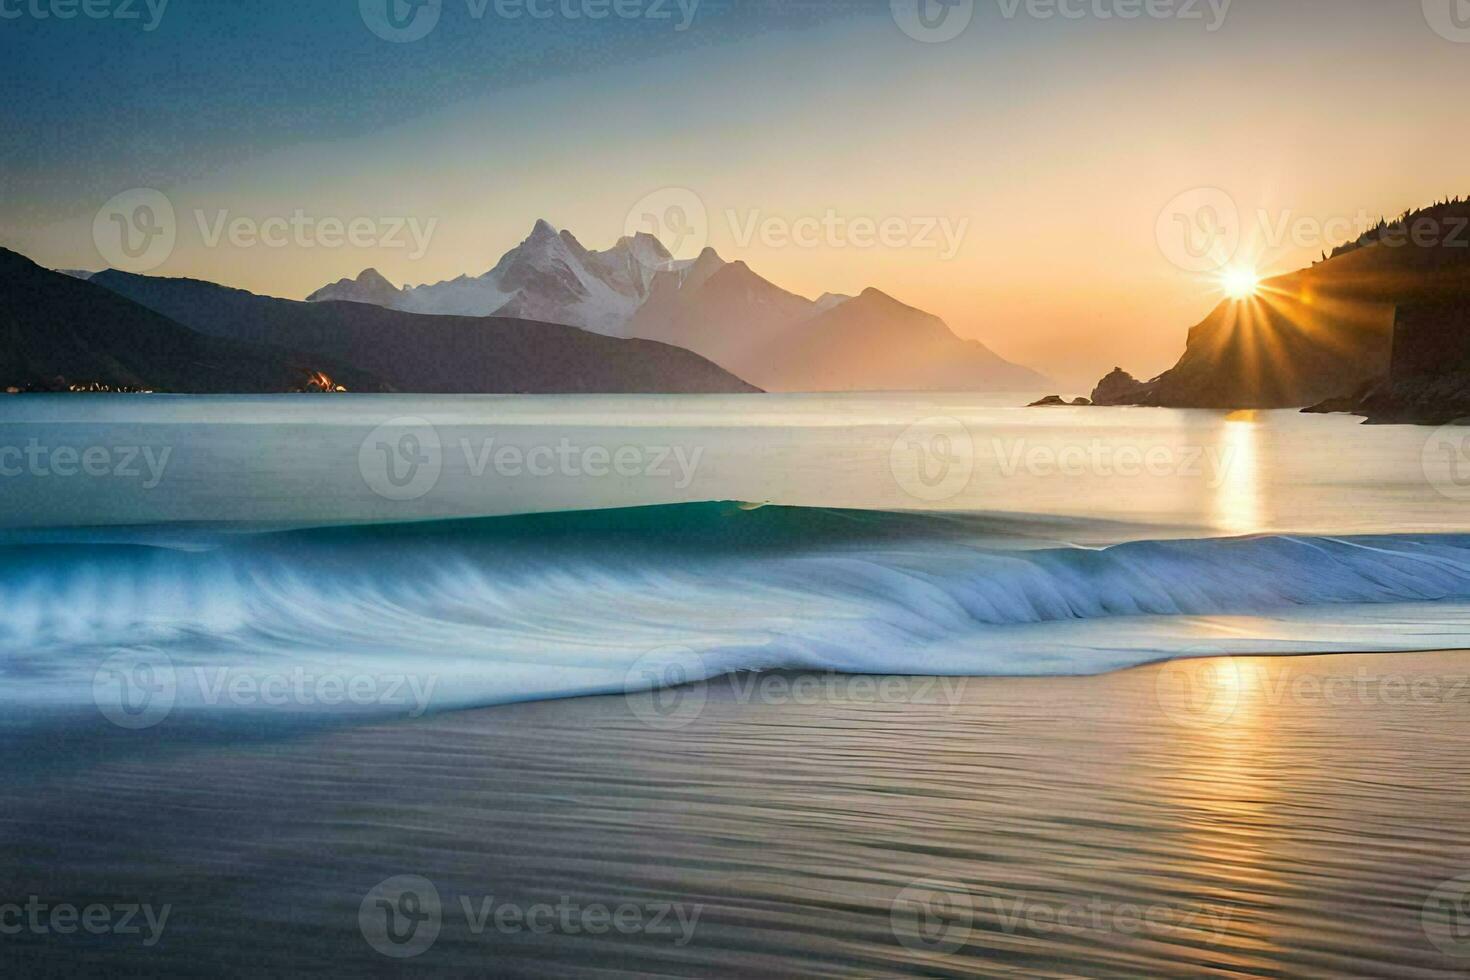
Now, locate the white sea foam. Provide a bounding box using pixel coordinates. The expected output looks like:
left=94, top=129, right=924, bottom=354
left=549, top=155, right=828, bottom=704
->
left=5, top=506, right=1470, bottom=717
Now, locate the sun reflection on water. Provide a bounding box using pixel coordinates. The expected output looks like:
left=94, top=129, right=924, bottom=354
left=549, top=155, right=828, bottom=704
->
left=1213, top=411, right=1263, bottom=535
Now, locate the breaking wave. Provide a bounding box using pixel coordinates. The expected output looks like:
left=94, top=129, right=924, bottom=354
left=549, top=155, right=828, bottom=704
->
left=6, top=502, right=1470, bottom=716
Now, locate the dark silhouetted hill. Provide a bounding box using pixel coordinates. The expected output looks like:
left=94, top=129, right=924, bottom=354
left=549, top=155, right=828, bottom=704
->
left=91, top=270, right=759, bottom=394
left=1094, top=198, right=1470, bottom=409
left=0, top=248, right=385, bottom=393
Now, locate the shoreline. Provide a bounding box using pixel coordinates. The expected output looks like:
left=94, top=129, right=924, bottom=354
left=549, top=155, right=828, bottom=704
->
left=5, top=649, right=1470, bottom=976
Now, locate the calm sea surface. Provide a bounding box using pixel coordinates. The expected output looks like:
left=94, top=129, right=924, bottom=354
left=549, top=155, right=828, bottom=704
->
left=2, top=391, right=1467, bottom=537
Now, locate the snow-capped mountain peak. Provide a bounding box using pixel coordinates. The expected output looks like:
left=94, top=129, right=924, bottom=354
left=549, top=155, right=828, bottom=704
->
left=306, top=267, right=404, bottom=306
left=354, top=220, right=665, bottom=335
left=300, top=222, right=1046, bottom=393
left=307, top=223, right=696, bottom=335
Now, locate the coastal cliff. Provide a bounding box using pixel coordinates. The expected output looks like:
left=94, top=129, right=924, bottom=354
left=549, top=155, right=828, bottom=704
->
left=1093, top=199, right=1470, bottom=412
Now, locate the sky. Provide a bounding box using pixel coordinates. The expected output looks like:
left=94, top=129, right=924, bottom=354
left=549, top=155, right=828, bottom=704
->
left=2, top=0, right=1468, bottom=388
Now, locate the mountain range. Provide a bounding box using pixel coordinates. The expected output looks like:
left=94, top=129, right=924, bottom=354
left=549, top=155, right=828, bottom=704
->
left=0, top=248, right=387, bottom=394
left=307, top=220, right=1046, bottom=392
left=0, top=245, right=756, bottom=395
left=311, top=220, right=669, bottom=336
left=89, top=270, right=758, bottom=395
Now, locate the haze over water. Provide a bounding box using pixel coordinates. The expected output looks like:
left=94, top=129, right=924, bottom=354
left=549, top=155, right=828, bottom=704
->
left=4, top=392, right=1466, bottom=537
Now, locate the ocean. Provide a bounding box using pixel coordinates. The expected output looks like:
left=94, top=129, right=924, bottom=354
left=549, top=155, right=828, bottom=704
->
left=4, top=393, right=1470, bottom=715
left=4, top=393, right=1470, bottom=976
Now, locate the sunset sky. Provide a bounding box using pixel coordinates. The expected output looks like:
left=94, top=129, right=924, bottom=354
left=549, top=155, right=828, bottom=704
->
left=3, top=0, right=1467, bottom=386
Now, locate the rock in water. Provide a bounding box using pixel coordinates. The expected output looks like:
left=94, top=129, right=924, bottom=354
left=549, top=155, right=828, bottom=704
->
left=1090, top=368, right=1149, bottom=406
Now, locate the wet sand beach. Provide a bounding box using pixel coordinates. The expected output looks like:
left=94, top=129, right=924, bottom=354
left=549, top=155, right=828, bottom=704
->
left=5, top=650, right=1470, bottom=977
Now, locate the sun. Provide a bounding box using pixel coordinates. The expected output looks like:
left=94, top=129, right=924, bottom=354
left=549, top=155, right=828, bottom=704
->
left=1220, top=266, right=1260, bottom=300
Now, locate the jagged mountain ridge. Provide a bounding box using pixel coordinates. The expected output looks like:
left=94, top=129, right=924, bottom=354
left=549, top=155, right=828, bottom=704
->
left=307, top=222, right=1046, bottom=392
left=309, top=220, right=675, bottom=338
left=91, top=267, right=759, bottom=395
